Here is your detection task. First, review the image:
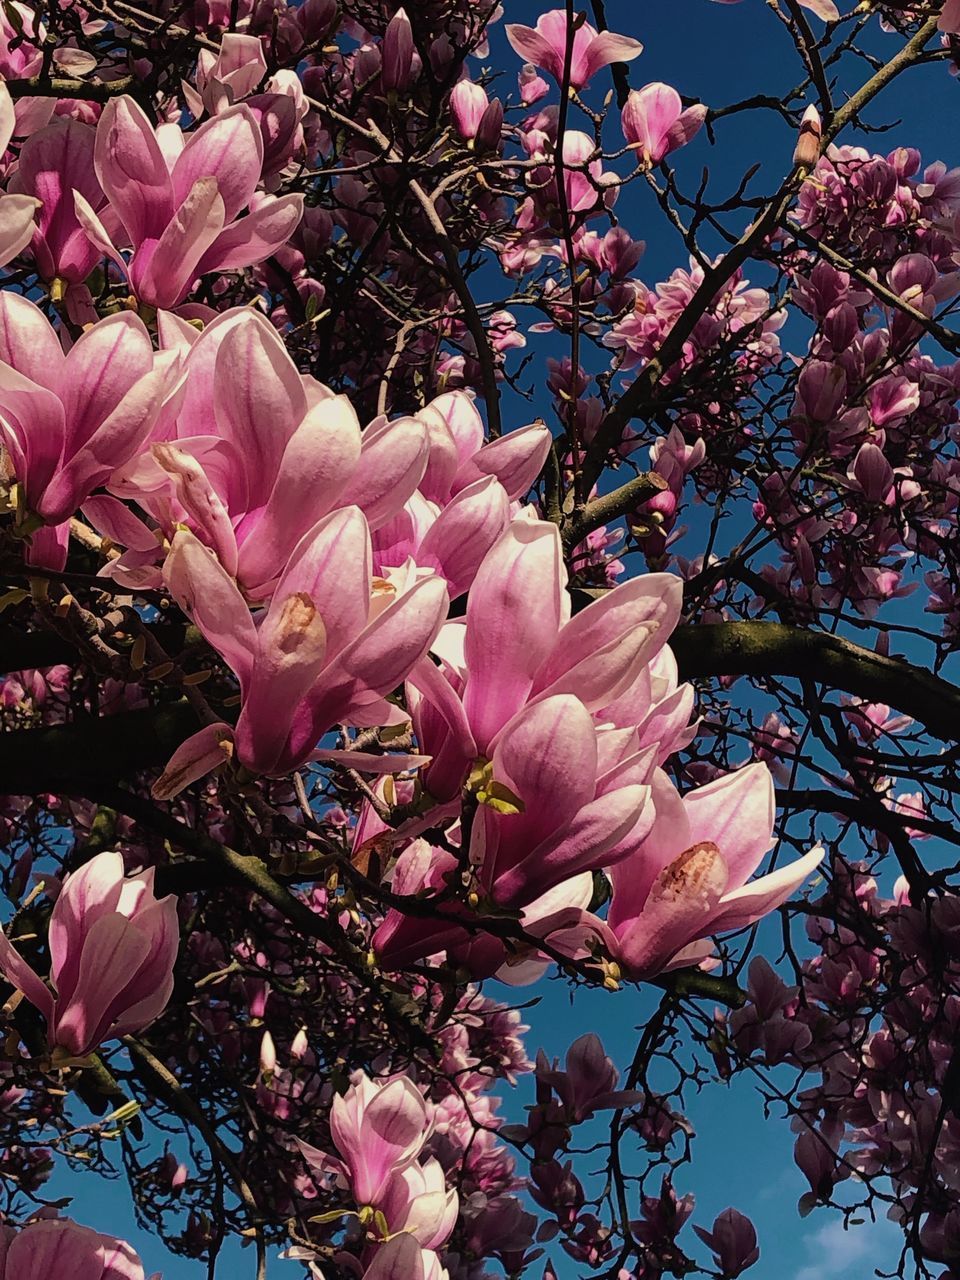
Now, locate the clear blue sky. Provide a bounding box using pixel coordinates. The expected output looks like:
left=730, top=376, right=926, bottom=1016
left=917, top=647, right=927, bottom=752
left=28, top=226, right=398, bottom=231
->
left=46, top=0, right=958, bottom=1275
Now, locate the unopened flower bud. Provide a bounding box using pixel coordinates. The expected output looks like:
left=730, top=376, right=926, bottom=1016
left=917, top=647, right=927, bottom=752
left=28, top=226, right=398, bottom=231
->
left=793, top=105, right=822, bottom=170
left=259, top=1030, right=277, bottom=1077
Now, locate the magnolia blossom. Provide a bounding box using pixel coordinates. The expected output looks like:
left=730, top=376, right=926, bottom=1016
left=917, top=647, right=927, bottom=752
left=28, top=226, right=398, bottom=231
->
left=297, top=1070, right=430, bottom=1206
left=621, top=84, right=706, bottom=169
left=505, top=10, right=642, bottom=89
left=449, top=80, right=503, bottom=150
left=74, top=96, right=303, bottom=307
left=0, top=1217, right=156, bottom=1280
left=535, top=1034, right=644, bottom=1122
left=8, top=116, right=105, bottom=285
left=372, top=390, right=551, bottom=596
left=0, top=851, right=179, bottom=1060
left=603, top=764, right=824, bottom=979
left=0, top=292, right=174, bottom=566
left=374, top=691, right=655, bottom=972
left=406, top=515, right=686, bottom=800
left=95, top=307, right=431, bottom=594
left=162, top=510, right=448, bottom=776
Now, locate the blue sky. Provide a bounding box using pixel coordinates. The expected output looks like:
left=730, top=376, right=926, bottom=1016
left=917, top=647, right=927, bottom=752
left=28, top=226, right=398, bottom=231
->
left=36, top=0, right=960, bottom=1275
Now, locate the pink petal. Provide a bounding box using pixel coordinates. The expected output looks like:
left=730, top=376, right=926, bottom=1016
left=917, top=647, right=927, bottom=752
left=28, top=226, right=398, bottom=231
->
left=94, top=95, right=175, bottom=246
left=491, top=783, right=648, bottom=905
left=194, top=192, right=303, bottom=275
left=134, top=176, right=226, bottom=307
left=60, top=310, right=154, bottom=453
left=684, top=762, right=775, bottom=889
left=40, top=364, right=169, bottom=522
left=153, top=441, right=239, bottom=577
left=47, top=850, right=126, bottom=1005
left=607, top=768, right=690, bottom=929
left=710, top=846, right=825, bottom=933
left=0, top=193, right=39, bottom=267
left=504, top=22, right=560, bottom=78
left=52, top=913, right=152, bottom=1055
left=489, top=693, right=598, bottom=862
left=582, top=30, right=644, bottom=84
left=0, top=290, right=65, bottom=389
left=81, top=495, right=158, bottom=553
left=238, top=395, right=363, bottom=592
left=532, top=572, right=683, bottom=710
left=152, top=722, right=235, bottom=800
left=451, top=421, right=552, bottom=501
left=416, top=474, right=510, bottom=599
left=163, top=528, right=257, bottom=688
left=171, top=103, right=263, bottom=222
left=337, top=415, right=430, bottom=530
left=0, top=928, right=54, bottom=1021
left=211, top=309, right=306, bottom=502
left=612, top=841, right=729, bottom=980
left=463, top=518, right=566, bottom=752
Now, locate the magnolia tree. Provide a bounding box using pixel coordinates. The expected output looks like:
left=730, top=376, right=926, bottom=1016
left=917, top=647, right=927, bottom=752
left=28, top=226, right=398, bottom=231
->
left=0, top=0, right=957, bottom=1275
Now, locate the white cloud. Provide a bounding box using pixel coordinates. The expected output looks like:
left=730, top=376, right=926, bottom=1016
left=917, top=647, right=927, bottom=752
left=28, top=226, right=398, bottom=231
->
left=792, top=1216, right=900, bottom=1280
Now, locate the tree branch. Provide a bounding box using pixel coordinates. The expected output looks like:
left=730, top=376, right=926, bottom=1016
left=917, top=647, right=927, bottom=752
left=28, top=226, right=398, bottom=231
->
left=0, top=702, right=199, bottom=791
left=561, top=472, right=668, bottom=550
left=670, top=621, right=960, bottom=743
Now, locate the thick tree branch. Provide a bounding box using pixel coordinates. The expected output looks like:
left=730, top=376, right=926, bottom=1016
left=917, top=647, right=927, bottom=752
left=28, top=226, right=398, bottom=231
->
left=0, top=702, right=199, bottom=790
left=670, top=622, right=960, bottom=743
left=5, top=75, right=137, bottom=103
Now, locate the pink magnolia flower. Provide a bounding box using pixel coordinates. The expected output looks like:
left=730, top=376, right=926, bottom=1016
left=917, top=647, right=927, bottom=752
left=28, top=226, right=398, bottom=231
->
left=888, top=790, right=930, bottom=839
left=362, top=1234, right=448, bottom=1280
left=405, top=515, right=684, bottom=802
left=0, top=4, right=43, bottom=79
left=0, top=294, right=174, bottom=565
left=536, top=1034, right=644, bottom=1121
left=603, top=763, right=824, bottom=980
left=0, top=81, right=41, bottom=268
left=105, top=308, right=432, bottom=597
left=0, top=851, right=179, bottom=1060
left=505, top=10, right=642, bottom=90
left=518, top=63, right=549, bottom=105
left=74, top=96, right=303, bottom=307
left=372, top=476, right=512, bottom=600
left=449, top=81, right=503, bottom=150
left=297, top=1070, right=430, bottom=1206
left=380, top=1156, right=459, bottom=1249
left=191, top=32, right=267, bottom=113
left=162, top=510, right=449, bottom=775
left=621, top=84, right=706, bottom=168
left=0, top=1216, right=155, bottom=1279
left=414, top=390, right=551, bottom=507
left=939, top=0, right=960, bottom=34
left=370, top=391, right=551, bottom=598
left=374, top=691, right=655, bottom=971
left=183, top=40, right=306, bottom=184
left=8, top=116, right=105, bottom=284
left=693, top=1208, right=760, bottom=1277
